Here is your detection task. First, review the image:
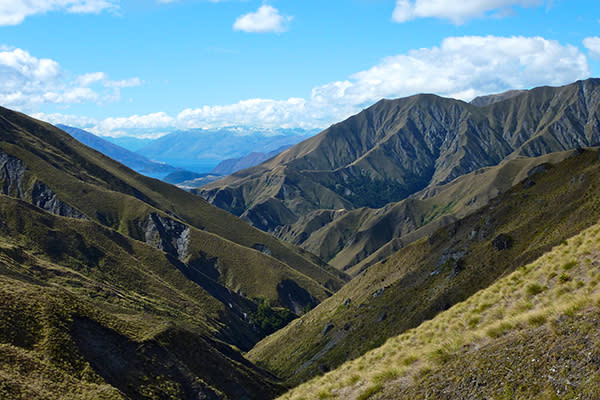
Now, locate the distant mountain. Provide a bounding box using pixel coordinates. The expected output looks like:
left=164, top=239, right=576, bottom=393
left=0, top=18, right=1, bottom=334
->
left=198, top=79, right=600, bottom=238
left=57, top=124, right=178, bottom=177
left=211, top=145, right=292, bottom=176
left=136, top=128, right=316, bottom=172
left=103, top=135, right=155, bottom=151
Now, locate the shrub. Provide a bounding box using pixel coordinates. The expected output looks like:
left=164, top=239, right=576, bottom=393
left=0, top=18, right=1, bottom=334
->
left=526, top=283, right=545, bottom=296
left=562, top=260, right=578, bottom=271
left=558, top=273, right=571, bottom=284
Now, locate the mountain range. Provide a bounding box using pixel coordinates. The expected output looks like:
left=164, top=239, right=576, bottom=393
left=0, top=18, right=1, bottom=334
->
left=198, top=79, right=600, bottom=269
left=135, top=128, right=315, bottom=173
left=57, top=124, right=180, bottom=178
left=3, top=78, right=600, bottom=400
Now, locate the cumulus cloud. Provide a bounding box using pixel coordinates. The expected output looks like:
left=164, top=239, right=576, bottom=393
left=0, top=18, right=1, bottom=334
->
left=313, top=36, right=589, bottom=106
left=0, top=0, right=118, bottom=26
left=583, top=37, right=600, bottom=58
left=393, top=0, right=543, bottom=24
left=233, top=5, right=291, bottom=33
left=0, top=46, right=141, bottom=110
left=33, top=36, right=590, bottom=138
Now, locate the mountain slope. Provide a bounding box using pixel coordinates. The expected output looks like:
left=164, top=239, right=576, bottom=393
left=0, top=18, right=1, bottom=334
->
left=281, top=149, right=578, bottom=274
left=247, top=148, right=600, bottom=384
left=0, top=195, right=283, bottom=399
left=2, top=107, right=347, bottom=307
left=0, top=105, right=349, bottom=397
left=57, top=124, right=178, bottom=177
left=280, top=216, right=600, bottom=400
left=198, top=79, right=600, bottom=238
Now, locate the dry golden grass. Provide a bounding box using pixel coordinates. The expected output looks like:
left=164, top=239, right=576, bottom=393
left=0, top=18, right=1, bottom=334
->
left=281, top=220, right=600, bottom=400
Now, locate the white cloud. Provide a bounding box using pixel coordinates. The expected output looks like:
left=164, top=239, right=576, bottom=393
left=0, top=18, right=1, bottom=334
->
left=0, top=0, right=118, bottom=26
left=76, top=71, right=107, bottom=86
left=393, top=0, right=543, bottom=24
left=233, top=5, right=291, bottom=33
left=0, top=46, right=141, bottom=110
left=32, top=36, right=591, bottom=138
left=313, top=36, right=589, bottom=106
left=583, top=37, right=600, bottom=58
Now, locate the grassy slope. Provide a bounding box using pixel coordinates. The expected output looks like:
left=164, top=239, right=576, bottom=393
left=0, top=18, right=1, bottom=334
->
left=0, top=107, right=347, bottom=309
left=0, top=195, right=283, bottom=399
left=248, top=149, right=600, bottom=384
left=291, top=150, right=577, bottom=274
left=281, top=218, right=600, bottom=400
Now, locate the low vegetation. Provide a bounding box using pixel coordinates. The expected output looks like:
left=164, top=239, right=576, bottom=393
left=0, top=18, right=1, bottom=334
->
left=281, top=220, right=600, bottom=399
left=248, top=148, right=600, bottom=384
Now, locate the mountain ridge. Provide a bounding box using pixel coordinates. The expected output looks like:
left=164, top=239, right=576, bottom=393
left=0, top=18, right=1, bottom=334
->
left=198, top=78, right=600, bottom=266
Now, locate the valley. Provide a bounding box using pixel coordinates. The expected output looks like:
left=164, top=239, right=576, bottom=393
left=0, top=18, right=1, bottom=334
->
left=2, top=79, right=600, bottom=399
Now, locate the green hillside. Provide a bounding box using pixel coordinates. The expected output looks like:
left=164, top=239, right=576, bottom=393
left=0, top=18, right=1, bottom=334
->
left=0, top=195, right=282, bottom=399
left=248, top=148, right=600, bottom=385
left=0, top=105, right=350, bottom=398
left=0, top=106, right=347, bottom=313
left=280, top=215, right=600, bottom=400
left=288, top=149, right=578, bottom=275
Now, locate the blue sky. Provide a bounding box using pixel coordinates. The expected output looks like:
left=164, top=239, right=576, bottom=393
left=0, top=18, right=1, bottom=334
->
left=1, top=0, right=599, bottom=137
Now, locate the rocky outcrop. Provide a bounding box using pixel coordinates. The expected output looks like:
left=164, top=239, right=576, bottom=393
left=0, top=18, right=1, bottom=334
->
left=0, top=149, right=86, bottom=219
left=142, top=213, right=190, bottom=261
left=31, top=181, right=87, bottom=219
left=0, top=149, right=25, bottom=198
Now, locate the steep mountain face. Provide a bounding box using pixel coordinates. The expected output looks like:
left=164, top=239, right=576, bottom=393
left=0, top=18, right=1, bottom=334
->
left=0, top=106, right=348, bottom=398
left=57, top=124, right=179, bottom=177
left=211, top=145, right=292, bottom=176
left=198, top=79, right=600, bottom=240
left=0, top=196, right=283, bottom=399
left=470, top=89, right=526, bottom=106
left=247, top=148, right=600, bottom=385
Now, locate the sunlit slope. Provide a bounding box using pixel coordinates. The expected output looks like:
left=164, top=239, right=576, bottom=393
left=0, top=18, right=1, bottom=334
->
left=284, top=149, right=579, bottom=274
left=248, top=148, right=600, bottom=384
left=280, top=218, right=600, bottom=400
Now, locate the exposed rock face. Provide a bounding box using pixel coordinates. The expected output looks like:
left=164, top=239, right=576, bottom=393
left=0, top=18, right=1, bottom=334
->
left=143, top=213, right=190, bottom=261
left=31, top=181, right=87, bottom=219
left=0, top=149, right=25, bottom=198
left=0, top=149, right=86, bottom=219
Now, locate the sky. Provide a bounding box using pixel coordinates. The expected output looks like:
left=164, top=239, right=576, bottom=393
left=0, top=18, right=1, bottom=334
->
left=1, top=0, right=599, bottom=138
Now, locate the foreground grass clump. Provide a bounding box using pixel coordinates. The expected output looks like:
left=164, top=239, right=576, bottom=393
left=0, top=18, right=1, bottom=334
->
left=280, top=221, right=600, bottom=400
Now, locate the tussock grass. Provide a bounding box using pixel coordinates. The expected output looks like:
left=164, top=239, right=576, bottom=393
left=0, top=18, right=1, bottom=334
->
left=280, top=220, right=600, bottom=400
